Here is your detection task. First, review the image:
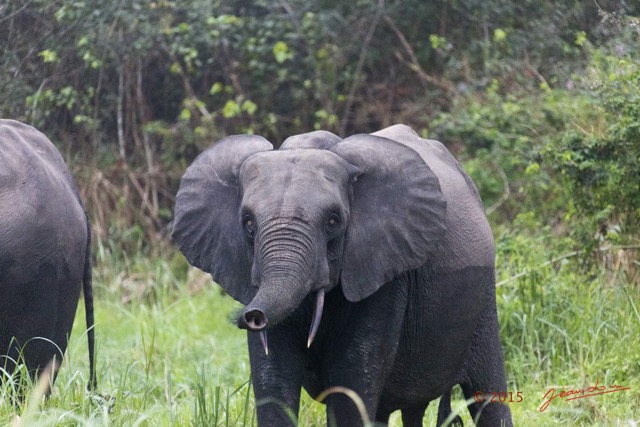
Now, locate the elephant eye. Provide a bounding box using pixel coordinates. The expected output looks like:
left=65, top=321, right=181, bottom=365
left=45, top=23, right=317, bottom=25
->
left=243, top=217, right=255, bottom=239
left=326, top=213, right=340, bottom=235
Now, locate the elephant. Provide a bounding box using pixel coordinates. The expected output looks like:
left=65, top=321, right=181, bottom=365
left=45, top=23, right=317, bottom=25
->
left=172, top=124, right=511, bottom=426
left=0, top=119, right=96, bottom=392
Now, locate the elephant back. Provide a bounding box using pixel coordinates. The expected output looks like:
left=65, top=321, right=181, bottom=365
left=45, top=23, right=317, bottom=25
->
left=0, top=120, right=80, bottom=200
left=0, top=119, right=87, bottom=280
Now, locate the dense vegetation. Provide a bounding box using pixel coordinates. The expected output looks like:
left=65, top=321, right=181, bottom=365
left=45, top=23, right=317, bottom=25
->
left=1, top=0, right=639, bottom=425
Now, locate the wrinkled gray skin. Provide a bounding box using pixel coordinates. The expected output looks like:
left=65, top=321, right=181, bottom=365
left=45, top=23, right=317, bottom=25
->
left=173, top=125, right=511, bottom=426
left=0, top=120, right=96, bottom=391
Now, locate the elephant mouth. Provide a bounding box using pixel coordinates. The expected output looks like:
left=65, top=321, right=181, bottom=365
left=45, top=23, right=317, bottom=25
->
left=239, top=289, right=326, bottom=356
left=241, top=308, right=271, bottom=355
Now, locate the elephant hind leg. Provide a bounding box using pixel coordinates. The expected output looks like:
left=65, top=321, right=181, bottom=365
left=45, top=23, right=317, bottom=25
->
left=437, top=389, right=464, bottom=426
left=400, top=405, right=427, bottom=427
left=459, top=309, right=512, bottom=427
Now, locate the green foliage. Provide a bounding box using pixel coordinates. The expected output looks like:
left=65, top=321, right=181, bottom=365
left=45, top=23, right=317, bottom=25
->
left=272, top=41, right=293, bottom=64
left=430, top=17, right=640, bottom=247
left=2, top=0, right=639, bottom=245
left=494, top=228, right=640, bottom=424
left=547, top=54, right=640, bottom=243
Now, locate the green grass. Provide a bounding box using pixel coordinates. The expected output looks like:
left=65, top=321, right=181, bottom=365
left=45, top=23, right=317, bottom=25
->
left=1, top=232, right=639, bottom=426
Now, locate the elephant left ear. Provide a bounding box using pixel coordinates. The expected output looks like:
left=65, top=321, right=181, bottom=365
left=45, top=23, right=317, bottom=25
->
left=331, top=135, right=447, bottom=302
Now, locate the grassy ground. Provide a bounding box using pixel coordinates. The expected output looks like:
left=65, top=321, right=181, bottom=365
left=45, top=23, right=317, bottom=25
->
left=1, top=231, right=639, bottom=426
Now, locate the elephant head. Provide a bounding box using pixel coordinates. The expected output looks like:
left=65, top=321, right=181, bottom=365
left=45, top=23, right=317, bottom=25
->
left=172, top=131, right=447, bottom=349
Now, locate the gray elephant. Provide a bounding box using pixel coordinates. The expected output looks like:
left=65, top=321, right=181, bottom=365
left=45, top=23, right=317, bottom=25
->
left=0, top=119, right=96, bottom=391
left=173, top=125, right=511, bottom=426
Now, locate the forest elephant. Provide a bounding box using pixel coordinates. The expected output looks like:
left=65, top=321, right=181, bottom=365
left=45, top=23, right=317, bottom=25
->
left=172, top=124, right=512, bottom=426
left=0, top=119, right=96, bottom=392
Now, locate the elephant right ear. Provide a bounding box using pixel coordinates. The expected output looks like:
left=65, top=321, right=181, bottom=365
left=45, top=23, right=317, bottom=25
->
left=172, top=135, right=273, bottom=304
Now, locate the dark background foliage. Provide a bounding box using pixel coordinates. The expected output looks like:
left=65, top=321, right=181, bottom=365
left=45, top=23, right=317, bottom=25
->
left=1, top=0, right=638, bottom=255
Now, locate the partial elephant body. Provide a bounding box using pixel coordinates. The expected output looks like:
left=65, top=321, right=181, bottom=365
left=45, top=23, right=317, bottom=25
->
left=173, top=125, right=511, bottom=426
left=373, top=127, right=494, bottom=271
left=0, top=119, right=95, bottom=390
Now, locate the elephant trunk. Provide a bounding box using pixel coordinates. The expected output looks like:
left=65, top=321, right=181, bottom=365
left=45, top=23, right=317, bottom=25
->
left=238, top=275, right=312, bottom=332
left=237, top=219, right=316, bottom=332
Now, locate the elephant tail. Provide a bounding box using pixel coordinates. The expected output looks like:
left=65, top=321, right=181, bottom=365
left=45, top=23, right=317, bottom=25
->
left=437, top=388, right=463, bottom=427
left=83, top=217, right=97, bottom=391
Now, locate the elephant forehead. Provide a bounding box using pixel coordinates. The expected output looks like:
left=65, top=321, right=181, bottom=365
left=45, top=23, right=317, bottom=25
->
left=240, top=150, right=351, bottom=188
left=239, top=150, right=351, bottom=212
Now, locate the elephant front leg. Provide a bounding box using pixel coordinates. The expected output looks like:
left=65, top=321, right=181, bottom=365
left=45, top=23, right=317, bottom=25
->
left=322, top=368, right=388, bottom=427
left=321, top=284, right=407, bottom=427
left=247, top=329, right=306, bottom=426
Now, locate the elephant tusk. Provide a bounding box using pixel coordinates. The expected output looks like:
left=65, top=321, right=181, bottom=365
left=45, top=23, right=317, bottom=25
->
left=307, top=289, right=326, bottom=348
left=259, top=330, right=269, bottom=356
